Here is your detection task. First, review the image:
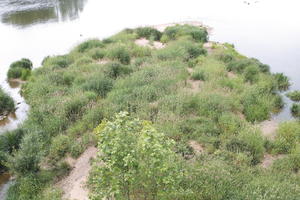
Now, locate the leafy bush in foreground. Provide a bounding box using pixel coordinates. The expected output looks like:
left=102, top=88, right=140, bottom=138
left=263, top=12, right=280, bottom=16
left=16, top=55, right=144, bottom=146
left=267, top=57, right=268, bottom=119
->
left=274, top=73, right=290, bottom=91
left=90, top=112, right=180, bottom=200
left=163, top=24, right=208, bottom=42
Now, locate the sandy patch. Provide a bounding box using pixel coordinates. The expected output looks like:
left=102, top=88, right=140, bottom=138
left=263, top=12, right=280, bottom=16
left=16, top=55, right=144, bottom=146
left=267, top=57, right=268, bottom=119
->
left=97, top=59, right=110, bottom=65
left=260, top=120, right=278, bottom=140
left=187, top=67, right=194, bottom=74
left=58, top=146, right=97, bottom=200
left=188, top=140, right=204, bottom=155
left=260, top=154, right=285, bottom=168
left=227, top=72, right=237, bottom=79
left=135, top=38, right=165, bottom=49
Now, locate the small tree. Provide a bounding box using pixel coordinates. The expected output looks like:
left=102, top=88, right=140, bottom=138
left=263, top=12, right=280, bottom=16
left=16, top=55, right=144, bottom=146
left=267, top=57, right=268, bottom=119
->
left=89, top=112, right=181, bottom=200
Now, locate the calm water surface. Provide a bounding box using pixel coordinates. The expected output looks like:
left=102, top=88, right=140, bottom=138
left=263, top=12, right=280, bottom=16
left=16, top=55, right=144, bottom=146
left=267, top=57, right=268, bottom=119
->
left=0, top=0, right=299, bottom=198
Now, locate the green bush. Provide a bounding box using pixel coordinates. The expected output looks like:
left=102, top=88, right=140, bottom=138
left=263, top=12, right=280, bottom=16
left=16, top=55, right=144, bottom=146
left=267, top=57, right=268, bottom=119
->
left=291, top=103, right=300, bottom=117
left=48, top=55, right=72, bottom=68
left=191, top=70, right=206, bottom=81
left=82, top=76, right=113, bottom=97
left=108, top=46, right=131, bottom=64
left=242, top=88, right=272, bottom=122
left=7, top=58, right=33, bottom=80
left=0, top=87, right=15, bottom=114
left=104, top=62, right=132, bottom=79
left=287, top=91, right=300, bottom=102
left=76, top=39, right=104, bottom=52
left=244, top=65, right=260, bottom=83
left=163, top=25, right=208, bottom=42
left=225, top=128, right=264, bottom=164
left=274, top=73, right=290, bottom=91
left=89, top=48, right=105, bottom=60
left=274, top=122, right=300, bottom=153
left=136, top=27, right=162, bottom=41
left=7, top=131, right=44, bottom=176
left=48, top=134, right=70, bottom=164
left=9, top=58, right=33, bottom=70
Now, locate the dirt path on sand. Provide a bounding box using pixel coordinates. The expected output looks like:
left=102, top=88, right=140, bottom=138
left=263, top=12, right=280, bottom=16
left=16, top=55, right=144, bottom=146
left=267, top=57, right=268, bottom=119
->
left=58, top=146, right=97, bottom=200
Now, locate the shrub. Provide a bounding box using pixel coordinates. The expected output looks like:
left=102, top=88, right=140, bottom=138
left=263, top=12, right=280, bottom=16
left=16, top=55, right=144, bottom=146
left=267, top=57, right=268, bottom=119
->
left=136, top=27, right=162, bottom=41
left=48, top=55, right=72, bottom=68
left=0, top=87, right=15, bottom=114
left=274, top=73, right=290, bottom=91
left=291, top=103, right=300, bottom=117
left=9, top=58, right=33, bottom=70
left=191, top=70, right=206, bottom=81
left=104, top=62, right=132, bottom=79
left=244, top=65, right=259, bottom=83
left=76, top=39, right=104, bottom=52
left=7, top=58, right=33, bottom=80
left=74, top=56, right=93, bottom=66
left=163, top=25, right=208, bottom=42
left=274, top=122, right=300, bottom=153
left=89, top=48, right=105, bottom=60
left=287, top=91, right=300, bottom=102
left=82, top=76, right=113, bottom=97
left=7, top=131, right=44, bottom=176
left=242, top=88, right=272, bottom=122
left=48, top=134, right=70, bottom=164
left=108, top=46, right=131, bottom=64
left=225, top=128, right=264, bottom=164
left=227, top=59, right=252, bottom=73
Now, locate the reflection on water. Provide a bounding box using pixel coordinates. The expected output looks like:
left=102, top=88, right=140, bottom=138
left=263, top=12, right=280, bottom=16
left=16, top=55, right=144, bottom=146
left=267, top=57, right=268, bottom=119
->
left=0, top=0, right=87, bottom=27
left=0, top=173, right=11, bottom=200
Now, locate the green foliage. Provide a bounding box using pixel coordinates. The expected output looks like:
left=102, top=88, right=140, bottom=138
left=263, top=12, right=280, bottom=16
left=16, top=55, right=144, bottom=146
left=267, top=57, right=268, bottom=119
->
left=76, top=39, right=104, bottom=52
left=82, top=75, right=113, bottom=97
left=9, top=58, right=33, bottom=70
left=107, top=45, right=131, bottom=64
left=244, top=65, right=259, bottom=83
left=274, top=73, right=290, bottom=91
left=7, top=131, right=44, bottom=176
left=104, top=62, right=132, bottom=79
left=287, top=91, right=300, bottom=102
left=191, top=70, right=206, bottom=81
left=163, top=24, right=208, bottom=42
left=0, top=87, right=15, bottom=114
left=89, top=48, right=105, bottom=60
left=291, top=103, right=300, bottom=117
left=274, top=122, right=300, bottom=153
left=241, top=88, right=272, bottom=122
left=136, top=27, right=162, bottom=41
left=7, top=58, right=33, bottom=80
left=225, top=128, right=264, bottom=164
left=47, top=55, right=72, bottom=68
left=89, top=112, right=181, bottom=200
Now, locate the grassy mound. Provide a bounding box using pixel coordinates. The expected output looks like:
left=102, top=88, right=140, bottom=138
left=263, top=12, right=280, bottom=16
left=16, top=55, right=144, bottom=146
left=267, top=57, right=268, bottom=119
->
left=0, top=87, right=15, bottom=115
left=2, top=24, right=299, bottom=200
left=7, top=58, right=32, bottom=80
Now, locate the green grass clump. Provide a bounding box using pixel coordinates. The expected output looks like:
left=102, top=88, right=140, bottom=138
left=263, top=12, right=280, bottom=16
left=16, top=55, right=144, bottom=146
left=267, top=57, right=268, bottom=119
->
left=76, top=39, right=104, bottom=53
left=7, top=58, right=33, bottom=80
left=274, top=73, right=290, bottom=91
left=287, top=91, right=300, bottom=101
left=291, top=103, right=300, bottom=117
left=0, top=87, right=15, bottom=115
left=82, top=75, right=113, bottom=98
left=136, top=27, right=162, bottom=41
left=107, top=45, right=131, bottom=64
left=162, top=24, right=208, bottom=42
left=191, top=70, right=206, bottom=81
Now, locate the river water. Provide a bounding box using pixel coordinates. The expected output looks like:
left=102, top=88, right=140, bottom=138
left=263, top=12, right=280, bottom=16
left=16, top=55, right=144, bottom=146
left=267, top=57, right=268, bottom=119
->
left=0, top=0, right=299, bottom=198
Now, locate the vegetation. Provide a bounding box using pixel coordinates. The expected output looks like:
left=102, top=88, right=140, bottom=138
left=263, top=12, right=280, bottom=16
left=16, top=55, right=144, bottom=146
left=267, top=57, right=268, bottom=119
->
left=7, top=58, right=33, bottom=80
left=287, top=90, right=300, bottom=101
left=291, top=103, right=300, bottom=117
left=0, top=87, right=15, bottom=115
left=1, top=24, right=298, bottom=200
